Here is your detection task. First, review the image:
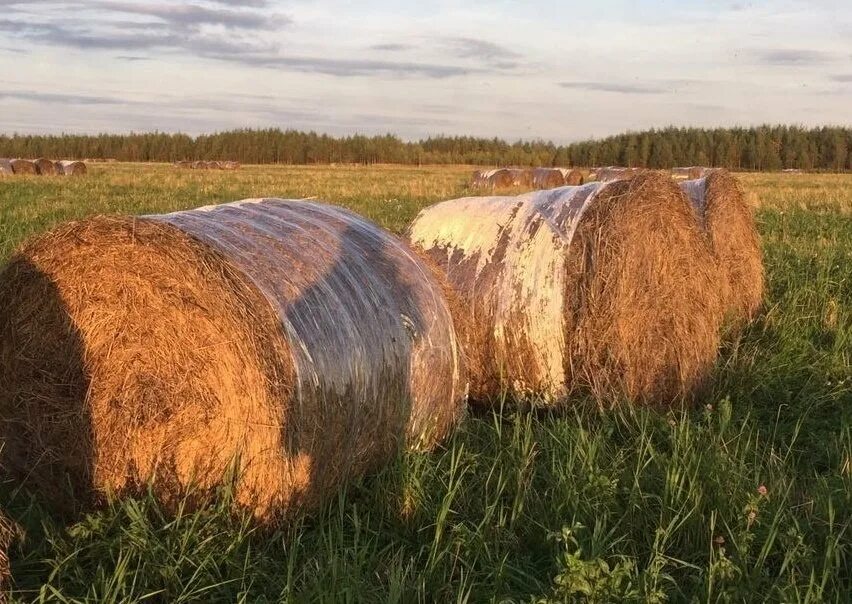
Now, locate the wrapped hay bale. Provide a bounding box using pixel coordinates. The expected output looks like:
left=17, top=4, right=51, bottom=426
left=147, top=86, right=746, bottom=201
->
left=595, top=166, right=640, bottom=182
left=33, top=158, right=57, bottom=176
left=222, top=161, right=240, bottom=170
left=174, top=160, right=192, bottom=169
left=507, top=168, right=532, bottom=187
left=0, top=199, right=466, bottom=520
left=0, top=159, right=12, bottom=176
left=9, top=160, right=35, bottom=175
left=557, top=168, right=584, bottom=186
left=408, top=171, right=723, bottom=405
left=59, top=160, right=87, bottom=176
left=532, top=168, right=565, bottom=190
left=681, top=169, right=763, bottom=325
left=473, top=169, right=514, bottom=189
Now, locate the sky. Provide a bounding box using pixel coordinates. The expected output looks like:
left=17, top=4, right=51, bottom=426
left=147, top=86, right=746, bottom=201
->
left=0, top=0, right=850, bottom=143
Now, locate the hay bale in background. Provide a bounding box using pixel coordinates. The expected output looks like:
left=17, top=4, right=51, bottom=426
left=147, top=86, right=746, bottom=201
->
left=473, top=169, right=514, bottom=189
left=174, top=160, right=192, bottom=169
left=408, top=171, right=723, bottom=405
left=59, top=161, right=87, bottom=176
left=9, top=160, right=35, bottom=176
left=222, top=161, right=240, bottom=170
left=0, top=159, right=12, bottom=176
left=531, top=168, right=565, bottom=190
left=557, top=168, right=584, bottom=186
left=595, top=166, right=640, bottom=182
left=0, top=199, right=466, bottom=520
left=507, top=168, right=532, bottom=187
left=33, top=158, right=57, bottom=176
left=681, top=169, right=763, bottom=325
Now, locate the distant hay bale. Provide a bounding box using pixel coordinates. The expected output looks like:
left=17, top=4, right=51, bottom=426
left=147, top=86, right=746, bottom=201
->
left=557, top=168, right=584, bottom=186
left=473, top=168, right=514, bottom=189
left=0, top=159, right=12, bottom=176
left=205, top=161, right=222, bottom=170
left=531, top=168, right=565, bottom=190
left=507, top=168, right=532, bottom=187
left=190, top=161, right=204, bottom=169
left=681, top=169, right=764, bottom=326
left=9, top=160, right=36, bottom=176
left=0, top=199, right=466, bottom=520
left=221, top=161, right=240, bottom=170
left=59, top=161, right=87, bottom=176
left=174, top=161, right=192, bottom=169
left=408, top=171, right=723, bottom=406
left=33, top=158, right=57, bottom=176
left=595, top=167, right=640, bottom=182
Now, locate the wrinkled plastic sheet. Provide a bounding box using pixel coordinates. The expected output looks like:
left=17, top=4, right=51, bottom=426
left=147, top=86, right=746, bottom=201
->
left=680, top=177, right=709, bottom=223
left=148, top=198, right=463, bottom=444
left=408, top=182, right=611, bottom=399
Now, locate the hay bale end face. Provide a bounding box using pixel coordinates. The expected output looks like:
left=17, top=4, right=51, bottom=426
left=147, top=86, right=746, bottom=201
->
left=34, top=158, right=57, bottom=176
left=0, top=159, right=12, bottom=176
left=680, top=169, right=764, bottom=325
left=9, top=159, right=36, bottom=175
left=408, top=171, right=723, bottom=405
left=59, top=160, right=87, bottom=176
left=0, top=199, right=466, bottom=520
left=532, top=168, right=565, bottom=190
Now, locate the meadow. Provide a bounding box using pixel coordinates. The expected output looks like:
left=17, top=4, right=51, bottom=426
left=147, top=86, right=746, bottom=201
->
left=0, top=164, right=850, bottom=602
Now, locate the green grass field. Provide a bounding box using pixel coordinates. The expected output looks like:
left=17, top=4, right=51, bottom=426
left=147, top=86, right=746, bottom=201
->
left=1, top=165, right=850, bottom=602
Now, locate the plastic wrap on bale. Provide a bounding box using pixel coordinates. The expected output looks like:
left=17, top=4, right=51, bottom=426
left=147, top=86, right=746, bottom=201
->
left=408, top=171, right=724, bottom=406
left=681, top=169, right=764, bottom=326
left=0, top=198, right=466, bottom=521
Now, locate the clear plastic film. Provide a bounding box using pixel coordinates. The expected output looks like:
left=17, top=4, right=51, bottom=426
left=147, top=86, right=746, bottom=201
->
left=151, top=198, right=465, bottom=453
left=408, top=182, right=606, bottom=400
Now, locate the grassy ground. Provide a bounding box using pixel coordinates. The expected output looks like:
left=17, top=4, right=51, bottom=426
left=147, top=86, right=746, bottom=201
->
left=1, top=165, right=850, bottom=602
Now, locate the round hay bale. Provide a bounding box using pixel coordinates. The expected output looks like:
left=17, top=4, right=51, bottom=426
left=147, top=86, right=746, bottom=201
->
left=190, top=160, right=204, bottom=169
left=0, top=159, right=13, bottom=176
left=222, top=161, right=240, bottom=170
left=532, top=168, right=565, bottom=190
left=680, top=169, right=763, bottom=326
left=9, top=160, right=36, bottom=175
left=595, top=167, right=639, bottom=182
left=408, top=171, right=723, bottom=406
left=557, top=168, right=584, bottom=186
left=59, top=160, right=87, bottom=176
left=0, top=199, right=466, bottom=520
left=688, top=166, right=706, bottom=180
left=33, top=158, right=57, bottom=176
left=507, top=168, right=533, bottom=187
left=174, top=160, right=192, bottom=169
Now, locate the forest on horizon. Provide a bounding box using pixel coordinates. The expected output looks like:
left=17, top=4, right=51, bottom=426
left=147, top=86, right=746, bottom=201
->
left=1, top=125, right=850, bottom=171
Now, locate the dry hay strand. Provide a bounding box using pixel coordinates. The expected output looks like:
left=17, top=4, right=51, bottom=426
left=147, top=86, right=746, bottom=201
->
left=558, top=168, right=584, bottom=186
left=595, top=167, right=640, bottom=182
left=408, top=171, right=723, bottom=406
left=59, top=160, right=87, bottom=176
left=681, top=169, right=764, bottom=326
left=0, top=509, right=20, bottom=600
left=0, top=199, right=466, bottom=521
left=9, top=160, right=35, bottom=176
left=0, top=160, right=12, bottom=176
left=33, top=158, right=56, bottom=176
left=532, top=168, right=565, bottom=190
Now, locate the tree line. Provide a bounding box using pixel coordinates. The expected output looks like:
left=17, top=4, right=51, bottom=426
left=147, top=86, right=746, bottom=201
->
left=1, top=125, right=849, bottom=171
